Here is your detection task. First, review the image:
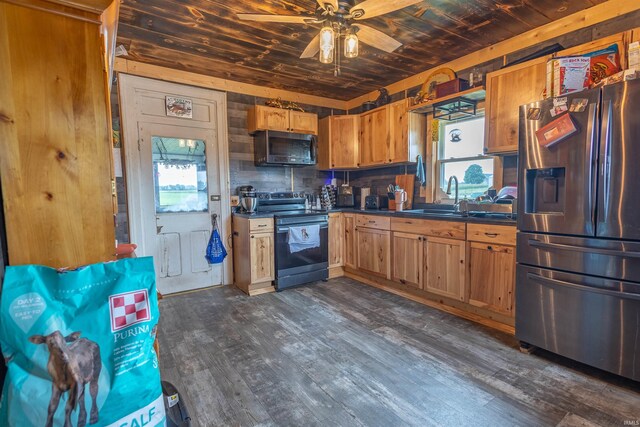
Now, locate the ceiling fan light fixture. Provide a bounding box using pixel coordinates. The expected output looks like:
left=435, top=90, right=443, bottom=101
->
left=344, top=30, right=359, bottom=58
left=319, top=46, right=334, bottom=64
left=319, top=25, right=335, bottom=51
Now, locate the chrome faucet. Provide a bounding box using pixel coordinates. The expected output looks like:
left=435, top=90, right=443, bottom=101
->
left=446, top=175, right=459, bottom=205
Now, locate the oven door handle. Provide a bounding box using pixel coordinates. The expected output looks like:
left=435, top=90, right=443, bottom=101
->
left=277, top=224, right=328, bottom=233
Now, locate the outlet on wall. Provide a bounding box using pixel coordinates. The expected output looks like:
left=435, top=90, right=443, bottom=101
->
left=230, top=196, right=240, bottom=207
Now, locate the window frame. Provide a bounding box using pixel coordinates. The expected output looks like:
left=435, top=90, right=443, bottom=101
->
left=434, top=116, right=497, bottom=201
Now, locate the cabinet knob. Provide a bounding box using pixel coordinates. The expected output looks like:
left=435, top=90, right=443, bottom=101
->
left=484, top=232, right=498, bottom=237
left=251, top=236, right=255, bottom=239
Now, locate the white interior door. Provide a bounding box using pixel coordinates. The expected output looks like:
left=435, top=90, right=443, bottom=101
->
left=118, top=74, right=232, bottom=295
left=139, top=123, right=222, bottom=293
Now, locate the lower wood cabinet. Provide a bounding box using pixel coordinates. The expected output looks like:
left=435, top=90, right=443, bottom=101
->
left=329, top=213, right=345, bottom=271
left=391, top=232, right=422, bottom=289
left=233, top=216, right=275, bottom=296
left=356, top=227, right=390, bottom=279
left=344, top=213, right=357, bottom=269
left=423, top=237, right=466, bottom=301
left=468, top=241, right=515, bottom=315
left=390, top=231, right=465, bottom=299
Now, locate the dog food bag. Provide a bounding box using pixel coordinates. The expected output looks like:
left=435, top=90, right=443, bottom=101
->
left=0, top=257, right=166, bottom=427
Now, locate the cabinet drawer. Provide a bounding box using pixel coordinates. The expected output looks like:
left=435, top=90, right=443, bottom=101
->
left=467, top=223, right=516, bottom=245
left=356, top=214, right=390, bottom=230
left=249, top=218, right=274, bottom=232
left=390, top=218, right=465, bottom=240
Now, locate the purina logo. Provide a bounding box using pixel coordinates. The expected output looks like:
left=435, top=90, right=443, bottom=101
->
left=109, top=290, right=150, bottom=332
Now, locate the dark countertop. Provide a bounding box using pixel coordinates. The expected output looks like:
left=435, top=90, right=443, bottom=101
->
left=233, top=209, right=516, bottom=226
left=334, top=208, right=517, bottom=226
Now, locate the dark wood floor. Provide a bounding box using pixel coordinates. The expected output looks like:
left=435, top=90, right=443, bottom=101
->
left=158, top=278, right=640, bottom=427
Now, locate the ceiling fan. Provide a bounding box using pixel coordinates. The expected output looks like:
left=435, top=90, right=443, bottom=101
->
left=237, top=0, right=423, bottom=75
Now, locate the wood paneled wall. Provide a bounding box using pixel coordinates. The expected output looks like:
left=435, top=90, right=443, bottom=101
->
left=0, top=2, right=115, bottom=268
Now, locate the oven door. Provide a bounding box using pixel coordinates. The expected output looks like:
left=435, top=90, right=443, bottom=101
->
left=275, top=216, right=328, bottom=289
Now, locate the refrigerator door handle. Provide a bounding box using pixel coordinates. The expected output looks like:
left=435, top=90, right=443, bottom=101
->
left=600, top=100, right=613, bottom=220
left=526, top=273, right=640, bottom=301
left=586, top=102, right=598, bottom=228
left=528, top=238, right=640, bottom=259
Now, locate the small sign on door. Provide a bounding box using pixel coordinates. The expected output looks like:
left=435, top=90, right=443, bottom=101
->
left=165, top=96, right=193, bottom=118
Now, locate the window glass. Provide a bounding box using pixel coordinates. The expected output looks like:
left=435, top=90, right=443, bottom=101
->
left=152, top=137, right=207, bottom=213
left=438, top=117, right=493, bottom=199
left=442, top=117, right=485, bottom=159
left=441, top=159, right=494, bottom=199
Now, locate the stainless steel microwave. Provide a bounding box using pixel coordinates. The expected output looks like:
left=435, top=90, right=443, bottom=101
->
left=254, top=131, right=317, bottom=167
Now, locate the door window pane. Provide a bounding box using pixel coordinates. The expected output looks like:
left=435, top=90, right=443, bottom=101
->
left=441, top=159, right=494, bottom=199
left=152, top=137, right=207, bottom=213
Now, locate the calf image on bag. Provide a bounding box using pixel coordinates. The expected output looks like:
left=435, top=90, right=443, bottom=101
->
left=28, top=331, right=102, bottom=427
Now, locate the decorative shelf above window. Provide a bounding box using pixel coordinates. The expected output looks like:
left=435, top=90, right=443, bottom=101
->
left=409, top=87, right=486, bottom=120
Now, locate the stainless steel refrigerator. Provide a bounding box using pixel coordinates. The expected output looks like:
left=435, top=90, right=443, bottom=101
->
left=516, top=80, right=640, bottom=381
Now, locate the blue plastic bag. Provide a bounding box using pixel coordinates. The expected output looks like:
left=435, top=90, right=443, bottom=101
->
left=206, top=216, right=227, bottom=264
left=0, top=257, right=165, bottom=427
left=206, top=229, right=227, bottom=264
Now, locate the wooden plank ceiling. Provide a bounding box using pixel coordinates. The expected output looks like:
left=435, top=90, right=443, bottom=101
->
left=117, top=0, right=606, bottom=100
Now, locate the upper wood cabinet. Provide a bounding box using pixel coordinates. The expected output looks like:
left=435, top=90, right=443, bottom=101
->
left=247, top=105, right=318, bottom=135
left=484, top=56, right=547, bottom=154
left=318, top=115, right=359, bottom=170
left=389, top=99, right=425, bottom=164
left=360, top=106, right=389, bottom=167
left=359, top=100, right=426, bottom=168
left=290, top=110, right=319, bottom=134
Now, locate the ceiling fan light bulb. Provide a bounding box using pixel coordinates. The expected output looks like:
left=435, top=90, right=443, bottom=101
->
left=319, top=26, right=335, bottom=51
left=344, top=33, right=359, bottom=58
left=319, top=47, right=334, bottom=64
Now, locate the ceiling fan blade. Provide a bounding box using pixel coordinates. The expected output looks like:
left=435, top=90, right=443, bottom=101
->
left=351, top=0, right=423, bottom=20
left=237, top=14, right=311, bottom=24
left=316, top=0, right=338, bottom=11
left=300, top=34, right=320, bottom=59
left=355, top=24, right=402, bottom=53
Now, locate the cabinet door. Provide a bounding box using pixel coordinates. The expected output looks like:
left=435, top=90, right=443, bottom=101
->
left=468, top=242, right=515, bottom=315
left=329, top=213, right=345, bottom=268
left=389, top=100, right=409, bottom=163
left=250, top=232, right=275, bottom=284
left=484, top=57, right=547, bottom=154
left=290, top=111, right=318, bottom=135
left=360, top=107, right=389, bottom=167
left=344, top=214, right=357, bottom=269
left=356, top=227, right=390, bottom=278
left=256, top=106, right=290, bottom=132
left=331, top=115, right=359, bottom=169
left=391, top=232, right=422, bottom=289
left=423, top=237, right=466, bottom=301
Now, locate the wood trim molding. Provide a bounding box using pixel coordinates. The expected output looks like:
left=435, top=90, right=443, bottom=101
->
left=114, top=58, right=347, bottom=110
left=345, top=0, right=640, bottom=110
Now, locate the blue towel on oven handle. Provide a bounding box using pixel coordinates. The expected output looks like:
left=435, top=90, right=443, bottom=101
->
left=288, top=224, right=321, bottom=253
